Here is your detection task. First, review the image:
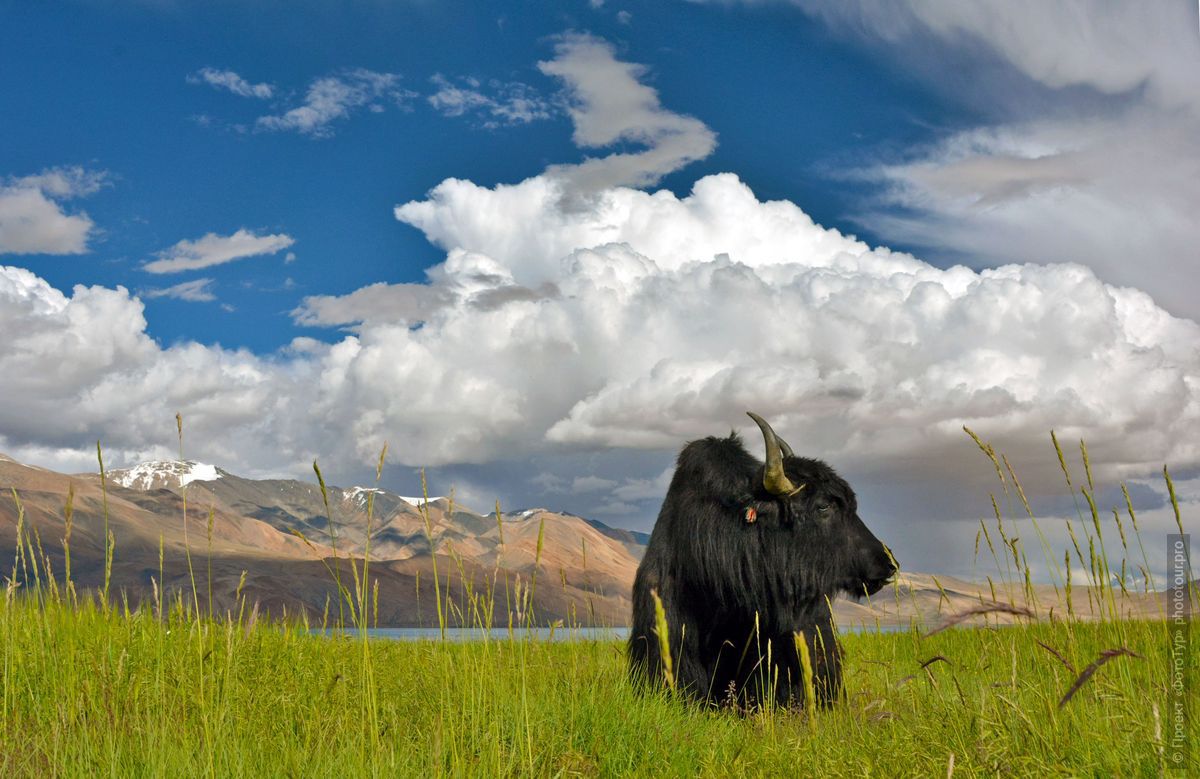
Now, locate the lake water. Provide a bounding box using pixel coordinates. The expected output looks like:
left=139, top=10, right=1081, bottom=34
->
left=314, top=627, right=630, bottom=642
left=313, top=622, right=910, bottom=642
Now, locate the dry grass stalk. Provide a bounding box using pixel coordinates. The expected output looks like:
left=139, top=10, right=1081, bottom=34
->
left=923, top=603, right=1035, bottom=637
left=62, top=483, right=75, bottom=604
left=176, top=413, right=201, bottom=620
left=1034, top=640, right=1076, bottom=674
left=896, top=656, right=951, bottom=688
left=963, top=426, right=1005, bottom=488
left=95, top=440, right=114, bottom=607
left=1058, top=648, right=1142, bottom=709
left=919, top=655, right=950, bottom=670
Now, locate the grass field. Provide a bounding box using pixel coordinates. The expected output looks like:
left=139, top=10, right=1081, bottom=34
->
left=1, top=430, right=1196, bottom=777
left=1, top=593, right=1194, bottom=777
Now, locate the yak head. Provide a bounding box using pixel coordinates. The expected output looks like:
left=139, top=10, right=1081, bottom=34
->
left=747, top=411, right=897, bottom=598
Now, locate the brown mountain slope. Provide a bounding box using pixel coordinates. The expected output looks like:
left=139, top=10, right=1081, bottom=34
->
left=3, top=456, right=330, bottom=563
left=1, top=454, right=1178, bottom=630
left=1, top=455, right=635, bottom=626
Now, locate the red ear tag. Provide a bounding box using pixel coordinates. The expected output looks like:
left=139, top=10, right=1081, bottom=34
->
left=743, top=507, right=757, bottom=524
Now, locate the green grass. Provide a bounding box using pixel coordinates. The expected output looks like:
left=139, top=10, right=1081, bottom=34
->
left=1, top=429, right=1195, bottom=776
left=0, top=594, right=1193, bottom=777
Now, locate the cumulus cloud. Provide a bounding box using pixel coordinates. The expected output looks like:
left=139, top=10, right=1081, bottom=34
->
left=142, top=278, right=217, bottom=302
left=427, top=75, right=553, bottom=127
left=387, top=172, right=1200, bottom=489
left=3, top=168, right=1199, bottom=560
left=4, top=29, right=1195, bottom=579
left=188, top=67, right=274, bottom=99
left=741, top=0, right=1200, bottom=321
left=292, top=249, right=558, bottom=328
left=256, top=69, right=415, bottom=137
left=536, top=33, right=717, bottom=192
left=0, top=167, right=107, bottom=254
left=395, top=173, right=867, bottom=285
left=0, top=264, right=306, bottom=475
left=144, top=229, right=295, bottom=274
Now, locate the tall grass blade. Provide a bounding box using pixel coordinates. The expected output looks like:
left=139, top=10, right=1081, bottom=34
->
left=650, top=588, right=675, bottom=693
left=793, top=630, right=817, bottom=718
left=96, top=440, right=113, bottom=608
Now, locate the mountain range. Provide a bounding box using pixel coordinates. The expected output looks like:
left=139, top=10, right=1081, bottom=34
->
left=0, top=453, right=647, bottom=627
left=0, top=453, right=1179, bottom=629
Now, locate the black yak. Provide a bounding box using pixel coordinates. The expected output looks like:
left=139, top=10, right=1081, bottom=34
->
left=628, top=411, right=897, bottom=709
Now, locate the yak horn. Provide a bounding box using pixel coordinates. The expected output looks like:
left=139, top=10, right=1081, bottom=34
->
left=747, top=411, right=801, bottom=497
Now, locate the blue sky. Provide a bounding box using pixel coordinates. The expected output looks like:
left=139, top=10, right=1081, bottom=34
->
left=2, top=0, right=965, bottom=351
left=2, top=1, right=1198, bottom=580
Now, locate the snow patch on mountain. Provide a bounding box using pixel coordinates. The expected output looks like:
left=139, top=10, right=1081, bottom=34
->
left=398, top=495, right=444, bottom=507
left=109, top=460, right=221, bottom=490
left=344, top=486, right=382, bottom=506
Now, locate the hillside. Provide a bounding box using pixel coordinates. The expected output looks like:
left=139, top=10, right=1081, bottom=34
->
left=0, top=454, right=1178, bottom=630
left=0, top=454, right=637, bottom=626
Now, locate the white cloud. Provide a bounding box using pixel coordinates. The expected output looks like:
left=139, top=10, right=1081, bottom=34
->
left=4, top=30, right=1196, bottom=579
left=794, top=0, right=1200, bottom=112
left=0, top=167, right=107, bottom=254
left=144, top=229, right=295, bottom=274
left=3, top=168, right=1199, bottom=557
left=188, top=67, right=274, bottom=99
left=572, top=475, right=618, bottom=493
left=256, top=69, right=415, bottom=137
left=851, top=113, right=1200, bottom=319
left=427, top=75, right=553, bottom=127
left=536, top=33, right=717, bottom=192
left=427, top=76, right=491, bottom=116
left=389, top=171, right=1200, bottom=488
left=613, top=467, right=673, bottom=502
left=593, top=501, right=638, bottom=516
left=293, top=248, right=559, bottom=328
left=142, top=278, right=217, bottom=302
left=293, top=281, right=454, bottom=327
left=0, top=264, right=301, bottom=476
left=9, top=167, right=109, bottom=199
left=395, top=173, right=868, bottom=286
left=735, top=0, right=1200, bottom=321
left=531, top=472, right=567, bottom=492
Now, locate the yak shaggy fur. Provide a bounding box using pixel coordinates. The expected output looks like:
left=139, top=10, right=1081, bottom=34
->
left=628, top=429, right=896, bottom=709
